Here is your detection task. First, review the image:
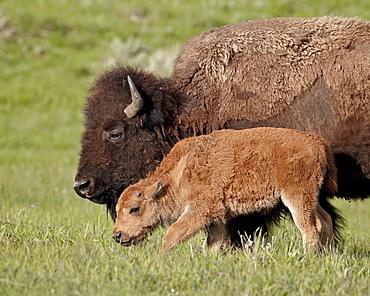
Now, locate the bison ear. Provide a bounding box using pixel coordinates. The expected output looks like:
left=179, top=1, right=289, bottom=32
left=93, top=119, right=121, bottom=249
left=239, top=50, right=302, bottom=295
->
left=149, top=90, right=164, bottom=124
left=148, top=179, right=163, bottom=200
left=150, top=108, right=163, bottom=124
left=153, top=90, right=163, bottom=102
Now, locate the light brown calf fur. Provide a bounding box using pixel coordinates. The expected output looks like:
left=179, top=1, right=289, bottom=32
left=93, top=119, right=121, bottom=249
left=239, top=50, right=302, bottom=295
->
left=112, top=127, right=337, bottom=252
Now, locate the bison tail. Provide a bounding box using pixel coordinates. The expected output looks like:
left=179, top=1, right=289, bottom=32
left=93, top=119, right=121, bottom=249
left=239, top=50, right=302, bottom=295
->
left=324, top=142, right=338, bottom=195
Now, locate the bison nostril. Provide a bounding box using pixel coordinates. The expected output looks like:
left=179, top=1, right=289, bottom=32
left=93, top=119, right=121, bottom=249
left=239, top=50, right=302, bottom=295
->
left=74, top=179, right=91, bottom=198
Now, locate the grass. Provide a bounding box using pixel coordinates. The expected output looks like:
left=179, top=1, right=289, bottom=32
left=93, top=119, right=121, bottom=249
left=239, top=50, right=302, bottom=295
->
left=1, top=200, right=369, bottom=295
left=0, top=0, right=369, bottom=295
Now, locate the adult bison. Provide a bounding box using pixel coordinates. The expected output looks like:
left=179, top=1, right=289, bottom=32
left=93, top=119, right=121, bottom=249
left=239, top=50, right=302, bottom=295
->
left=74, top=16, right=370, bottom=245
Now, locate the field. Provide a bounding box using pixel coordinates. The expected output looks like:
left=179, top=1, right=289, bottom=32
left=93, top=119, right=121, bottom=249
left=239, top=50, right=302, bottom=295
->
left=1, top=0, right=370, bottom=295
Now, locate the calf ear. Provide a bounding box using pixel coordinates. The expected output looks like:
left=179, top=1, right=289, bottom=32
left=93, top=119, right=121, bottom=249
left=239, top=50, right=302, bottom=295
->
left=148, top=180, right=163, bottom=199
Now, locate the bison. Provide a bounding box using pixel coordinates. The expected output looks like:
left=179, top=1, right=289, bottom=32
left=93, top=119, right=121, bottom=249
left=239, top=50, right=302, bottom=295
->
left=75, top=16, right=370, bottom=245
left=112, top=128, right=337, bottom=252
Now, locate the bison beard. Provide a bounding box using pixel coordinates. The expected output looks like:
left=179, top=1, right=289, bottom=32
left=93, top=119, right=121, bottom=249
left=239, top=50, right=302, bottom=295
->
left=75, top=16, right=370, bottom=247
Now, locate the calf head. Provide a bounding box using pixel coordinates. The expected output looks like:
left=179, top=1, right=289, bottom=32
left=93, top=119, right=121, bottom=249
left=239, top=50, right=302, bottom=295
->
left=112, top=180, right=163, bottom=246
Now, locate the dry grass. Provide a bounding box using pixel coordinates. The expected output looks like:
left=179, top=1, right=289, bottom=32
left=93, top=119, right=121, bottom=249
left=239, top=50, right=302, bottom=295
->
left=0, top=16, right=14, bottom=44
left=105, top=36, right=180, bottom=76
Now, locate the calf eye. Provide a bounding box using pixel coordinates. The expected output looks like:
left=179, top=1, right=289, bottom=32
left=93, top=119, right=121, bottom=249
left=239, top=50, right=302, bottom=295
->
left=129, top=207, right=140, bottom=215
left=135, top=192, right=141, bottom=197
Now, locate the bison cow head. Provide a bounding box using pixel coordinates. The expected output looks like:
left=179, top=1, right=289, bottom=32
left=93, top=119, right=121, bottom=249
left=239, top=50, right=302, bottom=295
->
left=74, top=67, right=176, bottom=219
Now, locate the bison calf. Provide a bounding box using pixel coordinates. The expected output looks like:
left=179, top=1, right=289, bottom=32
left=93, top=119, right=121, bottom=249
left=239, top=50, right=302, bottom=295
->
left=113, top=127, right=337, bottom=252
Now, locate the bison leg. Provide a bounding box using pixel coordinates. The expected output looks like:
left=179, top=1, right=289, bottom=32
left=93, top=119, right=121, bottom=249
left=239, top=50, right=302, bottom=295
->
left=226, top=204, right=287, bottom=247
left=316, top=204, right=334, bottom=248
left=206, top=223, right=230, bottom=252
left=161, top=207, right=211, bottom=253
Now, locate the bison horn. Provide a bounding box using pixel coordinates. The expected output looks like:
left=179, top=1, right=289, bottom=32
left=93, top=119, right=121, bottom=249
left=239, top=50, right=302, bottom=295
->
left=124, top=76, right=144, bottom=118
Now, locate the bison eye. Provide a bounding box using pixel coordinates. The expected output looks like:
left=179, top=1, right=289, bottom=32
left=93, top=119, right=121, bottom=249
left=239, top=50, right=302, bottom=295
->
left=129, top=207, right=140, bottom=215
left=103, top=127, right=125, bottom=143
left=134, top=192, right=141, bottom=197
left=109, top=132, right=122, bottom=140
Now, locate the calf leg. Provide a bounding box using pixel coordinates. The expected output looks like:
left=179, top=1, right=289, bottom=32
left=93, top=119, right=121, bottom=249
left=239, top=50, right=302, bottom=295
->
left=292, top=209, right=320, bottom=252
left=282, top=193, right=320, bottom=252
left=162, top=207, right=211, bottom=253
left=296, top=214, right=320, bottom=252
left=207, top=223, right=230, bottom=252
left=316, top=204, right=334, bottom=248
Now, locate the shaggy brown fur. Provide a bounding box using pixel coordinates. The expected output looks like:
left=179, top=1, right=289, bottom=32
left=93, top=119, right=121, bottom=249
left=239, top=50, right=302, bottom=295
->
left=75, top=16, right=370, bottom=246
left=173, top=17, right=370, bottom=159
left=113, top=128, right=337, bottom=252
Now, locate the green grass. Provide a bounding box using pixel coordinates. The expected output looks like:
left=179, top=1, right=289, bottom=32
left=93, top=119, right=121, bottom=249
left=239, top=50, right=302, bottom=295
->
left=1, top=200, right=370, bottom=295
left=1, top=0, right=369, bottom=295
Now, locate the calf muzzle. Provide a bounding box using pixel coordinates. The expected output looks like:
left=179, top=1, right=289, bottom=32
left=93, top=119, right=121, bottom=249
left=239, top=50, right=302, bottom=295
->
left=112, top=231, right=132, bottom=246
